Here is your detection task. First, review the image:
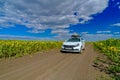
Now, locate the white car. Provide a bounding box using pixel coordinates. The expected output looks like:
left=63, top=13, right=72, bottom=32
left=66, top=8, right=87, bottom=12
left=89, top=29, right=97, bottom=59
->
left=61, top=35, right=85, bottom=53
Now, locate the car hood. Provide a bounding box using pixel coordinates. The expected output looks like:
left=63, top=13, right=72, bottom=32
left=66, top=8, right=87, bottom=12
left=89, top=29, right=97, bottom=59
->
left=63, top=42, right=80, bottom=46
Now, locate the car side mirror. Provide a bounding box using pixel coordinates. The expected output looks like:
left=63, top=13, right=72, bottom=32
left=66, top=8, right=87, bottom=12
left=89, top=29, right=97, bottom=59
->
left=65, top=40, right=67, bottom=42
left=82, top=40, right=85, bottom=42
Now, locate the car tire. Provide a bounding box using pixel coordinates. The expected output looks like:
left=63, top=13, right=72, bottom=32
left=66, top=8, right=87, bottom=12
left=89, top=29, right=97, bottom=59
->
left=80, top=50, right=82, bottom=53
left=82, top=48, right=85, bottom=50
left=60, top=50, right=64, bottom=53
left=79, top=47, right=82, bottom=54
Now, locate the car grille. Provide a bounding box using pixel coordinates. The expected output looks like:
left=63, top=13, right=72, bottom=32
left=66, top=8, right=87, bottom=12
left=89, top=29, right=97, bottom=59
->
left=63, top=45, right=75, bottom=48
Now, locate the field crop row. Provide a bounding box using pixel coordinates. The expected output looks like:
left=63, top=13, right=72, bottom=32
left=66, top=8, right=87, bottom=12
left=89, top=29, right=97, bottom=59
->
left=94, top=39, right=120, bottom=80
left=0, top=40, right=62, bottom=58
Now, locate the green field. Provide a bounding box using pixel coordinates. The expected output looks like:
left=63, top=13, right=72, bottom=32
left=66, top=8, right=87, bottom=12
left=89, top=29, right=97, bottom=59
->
left=94, top=39, right=120, bottom=80
left=0, top=40, right=62, bottom=58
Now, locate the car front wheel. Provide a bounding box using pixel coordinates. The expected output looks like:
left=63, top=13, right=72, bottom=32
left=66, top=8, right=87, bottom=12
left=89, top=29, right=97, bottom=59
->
left=79, top=47, right=82, bottom=53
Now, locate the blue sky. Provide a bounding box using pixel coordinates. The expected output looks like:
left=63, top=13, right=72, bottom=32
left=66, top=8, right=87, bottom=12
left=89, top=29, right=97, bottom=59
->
left=0, top=0, right=120, bottom=41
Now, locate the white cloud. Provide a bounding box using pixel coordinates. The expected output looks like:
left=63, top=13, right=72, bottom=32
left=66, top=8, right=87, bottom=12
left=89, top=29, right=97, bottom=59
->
left=83, top=34, right=113, bottom=41
left=0, top=33, right=119, bottom=41
left=96, top=30, right=111, bottom=34
left=115, top=35, right=120, bottom=37
left=116, top=1, right=120, bottom=9
left=0, top=35, right=51, bottom=40
left=119, top=6, right=120, bottom=9
left=53, top=30, right=72, bottom=40
left=0, top=17, right=15, bottom=28
left=112, top=23, right=120, bottom=27
left=27, top=29, right=45, bottom=33
left=82, top=33, right=120, bottom=41
left=114, top=32, right=120, bottom=34
left=81, top=32, right=89, bottom=34
left=81, top=32, right=89, bottom=36
left=51, top=29, right=69, bottom=34
left=0, top=0, right=109, bottom=38
left=117, top=2, right=120, bottom=5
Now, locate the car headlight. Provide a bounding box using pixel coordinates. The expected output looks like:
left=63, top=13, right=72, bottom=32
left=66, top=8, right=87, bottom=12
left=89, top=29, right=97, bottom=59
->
left=63, top=45, right=65, bottom=47
left=75, top=44, right=79, bottom=47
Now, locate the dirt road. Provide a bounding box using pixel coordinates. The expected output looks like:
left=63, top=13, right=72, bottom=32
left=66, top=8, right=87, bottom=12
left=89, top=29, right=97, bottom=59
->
left=0, top=44, right=102, bottom=80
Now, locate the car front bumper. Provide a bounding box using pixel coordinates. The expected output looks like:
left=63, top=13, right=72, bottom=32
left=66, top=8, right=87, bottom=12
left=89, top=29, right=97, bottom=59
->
left=60, top=48, right=80, bottom=52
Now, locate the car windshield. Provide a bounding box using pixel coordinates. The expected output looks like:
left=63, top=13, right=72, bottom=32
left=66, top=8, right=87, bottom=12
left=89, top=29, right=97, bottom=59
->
left=67, top=38, right=80, bottom=42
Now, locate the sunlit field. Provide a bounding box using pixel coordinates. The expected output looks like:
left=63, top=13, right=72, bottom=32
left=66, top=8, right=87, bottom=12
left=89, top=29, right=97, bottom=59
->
left=94, top=39, right=120, bottom=80
left=0, top=40, right=62, bottom=58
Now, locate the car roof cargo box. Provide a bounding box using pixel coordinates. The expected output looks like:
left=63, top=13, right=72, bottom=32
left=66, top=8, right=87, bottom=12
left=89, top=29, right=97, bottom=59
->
left=71, top=34, right=80, bottom=38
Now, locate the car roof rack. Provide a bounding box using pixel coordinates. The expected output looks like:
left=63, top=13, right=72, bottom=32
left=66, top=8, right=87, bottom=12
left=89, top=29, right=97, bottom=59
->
left=71, top=34, right=80, bottom=38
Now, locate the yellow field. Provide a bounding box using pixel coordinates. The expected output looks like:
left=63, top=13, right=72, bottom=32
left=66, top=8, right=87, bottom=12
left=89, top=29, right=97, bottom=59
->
left=94, top=39, right=120, bottom=80
left=0, top=40, right=62, bottom=58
